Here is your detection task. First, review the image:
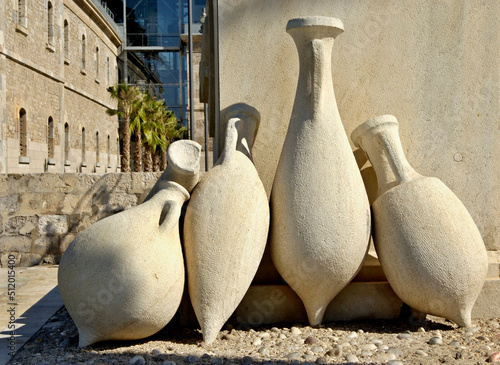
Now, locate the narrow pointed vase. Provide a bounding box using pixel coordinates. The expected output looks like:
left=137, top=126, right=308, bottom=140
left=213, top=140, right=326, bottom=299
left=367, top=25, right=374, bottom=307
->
left=184, top=107, right=269, bottom=344
left=270, top=16, right=371, bottom=326
left=351, top=114, right=488, bottom=327
left=58, top=181, right=189, bottom=346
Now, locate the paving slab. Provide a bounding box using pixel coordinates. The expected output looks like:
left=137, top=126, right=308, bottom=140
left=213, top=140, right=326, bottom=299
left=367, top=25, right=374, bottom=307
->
left=0, top=266, right=61, bottom=365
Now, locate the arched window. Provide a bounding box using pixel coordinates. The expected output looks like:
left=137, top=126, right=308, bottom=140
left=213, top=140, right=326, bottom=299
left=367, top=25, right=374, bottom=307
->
left=47, top=1, right=54, bottom=45
left=47, top=117, right=54, bottom=159
left=81, top=127, right=86, bottom=163
left=95, top=46, right=99, bottom=79
left=107, top=135, right=111, bottom=165
left=95, top=131, right=100, bottom=163
left=81, top=35, right=86, bottom=70
left=106, top=57, right=110, bottom=85
left=19, top=109, right=27, bottom=157
left=18, top=0, right=27, bottom=28
left=64, top=123, right=70, bottom=162
left=64, top=20, right=69, bottom=60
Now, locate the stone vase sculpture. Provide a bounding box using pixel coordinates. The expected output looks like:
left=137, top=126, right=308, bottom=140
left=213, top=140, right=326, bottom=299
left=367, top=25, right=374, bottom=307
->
left=58, top=181, right=189, bottom=346
left=184, top=106, right=269, bottom=344
left=270, top=16, right=371, bottom=326
left=351, top=114, right=488, bottom=327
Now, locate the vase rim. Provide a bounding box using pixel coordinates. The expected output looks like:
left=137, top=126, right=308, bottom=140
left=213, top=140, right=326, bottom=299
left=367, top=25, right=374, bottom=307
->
left=351, top=114, right=399, bottom=147
left=286, top=16, right=344, bottom=33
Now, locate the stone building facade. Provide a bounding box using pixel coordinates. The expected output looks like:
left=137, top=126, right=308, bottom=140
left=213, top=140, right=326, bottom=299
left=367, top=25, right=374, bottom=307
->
left=0, top=0, right=122, bottom=174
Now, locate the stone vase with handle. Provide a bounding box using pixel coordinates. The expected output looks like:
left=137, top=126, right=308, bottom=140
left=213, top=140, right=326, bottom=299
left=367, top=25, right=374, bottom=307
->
left=58, top=181, right=189, bottom=346
left=351, top=114, right=488, bottom=327
left=183, top=105, right=269, bottom=344
left=270, top=16, right=371, bottom=326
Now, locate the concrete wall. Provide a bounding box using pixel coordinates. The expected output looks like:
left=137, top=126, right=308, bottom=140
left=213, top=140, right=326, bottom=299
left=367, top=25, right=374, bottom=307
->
left=0, top=0, right=121, bottom=174
left=0, top=172, right=160, bottom=267
left=215, top=0, right=500, bottom=251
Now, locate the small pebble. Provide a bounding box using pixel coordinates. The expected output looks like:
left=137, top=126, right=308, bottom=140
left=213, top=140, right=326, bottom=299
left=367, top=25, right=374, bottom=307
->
left=59, top=339, right=70, bottom=347
left=466, top=327, right=481, bottom=334
left=185, top=355, right=199, bottom=364
left=210, top=359, right=224, bottom=365
left=315, top=357, right=327, bottom=365
left=305, top=336, right=317, bottom=345
left=370, top=339, right=383, bottom=345
left=152, top=349, right=162, bottom=356
left=283, top=352, right=301, bottom=360
left=428, top=336, right=443, bottom=345
left=478, top=335, right=490, bottom=341
left=387, top=347, right=403, bottom=357
left=222, top=334, right=237, bottom=341
left=258, top=347, right=270, bottom=356
left=253, top=338, right=262, bottom=346
left=261, top=333, right=271, bottom=339
left=163, top=361, right=176, bottom=365
left=397, top=333, right=411, bottom=339
left=344, top=353, right=359, bottom=362
left=340, top=342, right=351, bottom=347
left=360, top=350, right=372, bottom=356
left=377, top=353, right=396, bottom=362
left=377, top=344, right=389, bottom=351
left=291, top=327, right=302, bottom=336
left=302, top=354, right=315, bottom=361
left=416, top=350, right=428, bottom=356
left=346, top=331, right=358, bottom=339
left=417, top=327, right=426, bottom=332
left=326, top=344, right=342, bottom=357
left=387, top=361, right=404, bottom=365
left=361, top=343, right=377, bottom=351
left=271, top=327, right=280, bottom=332
left=129, top=356, right=146, bottom=365
left=487, top=352, right=500, bottom=362
left=279, top=334, right=287, bottom=339
left=448, top=340, right=460, bottom=347
left=311, top=346, right=323, bottom=353
left=242, top=356, right=253, bottom=365
left=486, top=320, right=500, bottom=328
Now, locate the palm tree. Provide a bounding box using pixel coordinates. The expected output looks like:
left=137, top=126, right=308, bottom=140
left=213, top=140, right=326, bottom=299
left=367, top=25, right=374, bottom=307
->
left=160, top=116, right=187, bottom=171
left=142, top=97, right=167, bottom=172
left=106, top=84, right=141, bottom=173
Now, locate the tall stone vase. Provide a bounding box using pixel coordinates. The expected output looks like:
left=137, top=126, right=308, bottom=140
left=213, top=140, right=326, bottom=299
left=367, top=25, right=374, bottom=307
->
left=58, top=181, right=189, bottom=346
left=351, top=114, right=488, bottom=326
left=183, top=106, right=269, bottom=344
left=270, top=16, right=371, bottom=326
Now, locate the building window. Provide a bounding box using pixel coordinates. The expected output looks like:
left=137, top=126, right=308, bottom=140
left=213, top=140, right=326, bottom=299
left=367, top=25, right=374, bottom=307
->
left=81, top=35, right=86, bottom=71
left=19, top=109, right=27, bottom=157
left=18, top=0, right=27, bottom=28
left=107, top=135, right=111, bottom=165
left=95, top=131, right=100, bottom=163
left=106, top=57, right=110, bottom=85
left=47, top=1, right=54, bottom=45
left=64, top=20, right=69, bottom=61
left=95, top=47, right=99, bottom=80
left=81, top=127, right=86, bottom=163
left=47, top=117, right=54, bottom=158
left=64, top=123, right=70, bottom=162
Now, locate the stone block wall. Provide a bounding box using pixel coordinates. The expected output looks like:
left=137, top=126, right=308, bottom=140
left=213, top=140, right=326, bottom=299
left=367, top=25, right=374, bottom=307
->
left=0, top=172, right=160, bottom=267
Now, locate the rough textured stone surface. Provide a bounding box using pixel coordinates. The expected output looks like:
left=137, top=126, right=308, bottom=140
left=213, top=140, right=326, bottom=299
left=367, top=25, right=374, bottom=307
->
left=270, top=16, right=370, bottom=326
left=184, top=115, right=269, bottom=344
left=0, top=173, right=160, bottom=267
left=58, top=182, right=189, bottom=347
left=352, top=115, right=488, bottom=327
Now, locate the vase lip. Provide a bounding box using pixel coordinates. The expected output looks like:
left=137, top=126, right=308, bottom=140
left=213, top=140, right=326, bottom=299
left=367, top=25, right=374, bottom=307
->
left=351, top=114, right=399, bottom=147
left=158, top=180, right=190, bottom=201
left=286, top=16, right=344, bottom=33
left=167, top=139, right=201, bottom=174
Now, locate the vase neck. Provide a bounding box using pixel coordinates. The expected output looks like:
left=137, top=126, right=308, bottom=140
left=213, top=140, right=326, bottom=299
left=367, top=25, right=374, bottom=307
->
left=287, top=17, right=344, bottom=122
left=351, top=115, right=421, bottom=198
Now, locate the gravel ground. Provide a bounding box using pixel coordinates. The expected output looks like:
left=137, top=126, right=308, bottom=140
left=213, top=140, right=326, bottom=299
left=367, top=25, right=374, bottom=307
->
left=7, top=306, right=500, bottom=365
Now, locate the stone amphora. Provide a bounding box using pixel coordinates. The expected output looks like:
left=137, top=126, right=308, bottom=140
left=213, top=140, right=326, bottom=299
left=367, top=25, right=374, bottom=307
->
left=184, top=107, right=269, bottom=344
left=270, top=16, right=371, bottom=326
left=351, top=114, right=488, bottom=327
left=58, top=181, right=189, bottom=346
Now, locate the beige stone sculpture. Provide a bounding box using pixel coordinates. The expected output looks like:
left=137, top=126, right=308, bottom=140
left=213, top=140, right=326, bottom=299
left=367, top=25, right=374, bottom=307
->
left=143, top=139, right=201, bottom=203
left=58, top=181, right=189, bottom=346
left=270, top=16, right=371, bottom=326
left=183, top=106, right=269, bottom=344
left=351, top=114, right=488, bottom=327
